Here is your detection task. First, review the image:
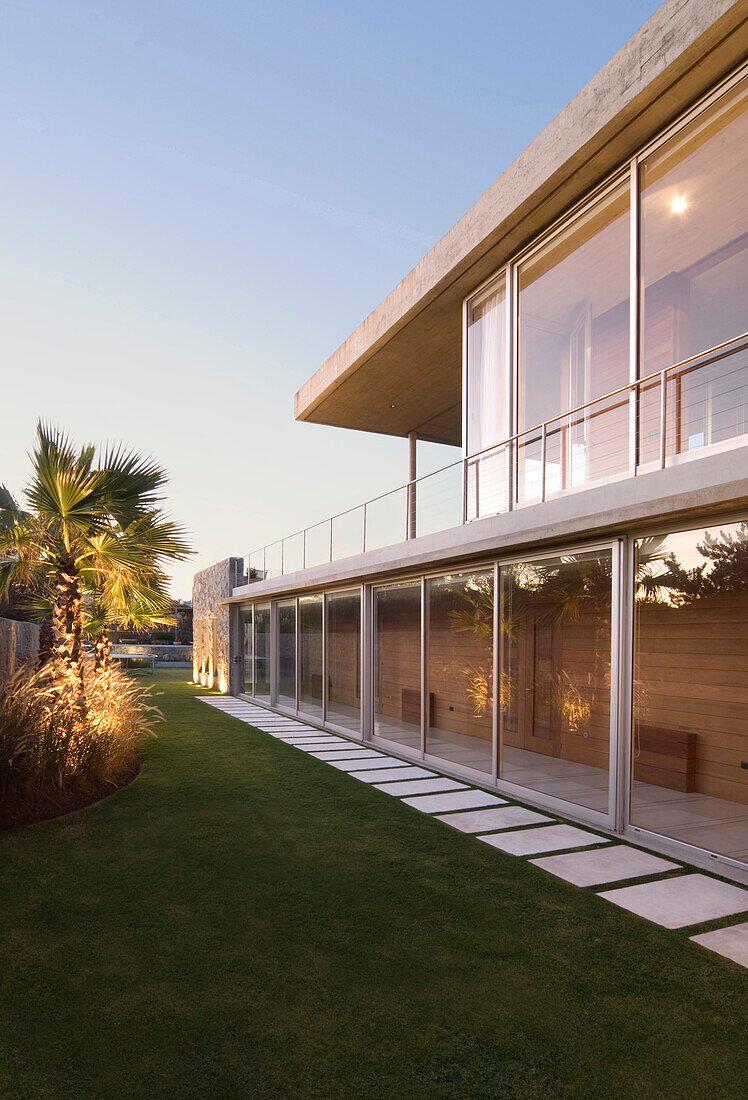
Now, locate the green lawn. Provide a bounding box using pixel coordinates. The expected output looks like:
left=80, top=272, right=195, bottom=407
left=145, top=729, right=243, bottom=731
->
left=0, top=671, right=745, bottom=1099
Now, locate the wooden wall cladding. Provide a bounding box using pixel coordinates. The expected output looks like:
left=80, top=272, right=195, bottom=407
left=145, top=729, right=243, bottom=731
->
left=635, top=592, right=748, bottom=805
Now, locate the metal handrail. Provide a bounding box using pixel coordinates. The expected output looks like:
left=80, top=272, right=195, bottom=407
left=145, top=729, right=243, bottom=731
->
left=246, top=333, right=748, bottom=577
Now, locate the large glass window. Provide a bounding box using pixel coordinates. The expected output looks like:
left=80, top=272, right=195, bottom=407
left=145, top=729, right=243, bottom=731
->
left=632, top=522, right=748, bottom=861
left=253, top=603, right=271, bottom=701
left=426, top=570, right=494, bottom=774
left=373, top=582, right=422, bottom=749
left=500, top=550, right=613, bottom=813
left=517, top=182, right=630, bottom=502
left=326, top=590, right=362, bottom=735
left=241, top=606, right=253, bottom=694
left=640, top=78, right=748, bottom=464
left=298, top=595, right=323, bottom=721
left=277, top=600, right=296, bottom=709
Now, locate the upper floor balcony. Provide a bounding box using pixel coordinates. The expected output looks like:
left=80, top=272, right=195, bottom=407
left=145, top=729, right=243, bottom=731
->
left=246, top=333, right=748, bottom=582
left=245, top=55, right=747, bottom=587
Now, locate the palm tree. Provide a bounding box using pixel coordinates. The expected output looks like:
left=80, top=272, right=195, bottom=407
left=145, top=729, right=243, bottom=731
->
left=0, top=423, right=192, bottom=688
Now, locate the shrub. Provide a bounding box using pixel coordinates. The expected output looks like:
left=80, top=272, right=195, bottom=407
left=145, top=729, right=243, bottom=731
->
left=0, top=661, right=161, bottom=823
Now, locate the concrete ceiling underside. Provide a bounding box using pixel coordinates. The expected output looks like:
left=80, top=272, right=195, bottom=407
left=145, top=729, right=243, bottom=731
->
left=294, top=1, right=748, bottom=448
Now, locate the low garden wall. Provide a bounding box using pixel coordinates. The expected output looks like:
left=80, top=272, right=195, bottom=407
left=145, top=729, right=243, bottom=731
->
left=0, top=617, right=40, bottom=681
left=111, top=644, right=193, bottom=667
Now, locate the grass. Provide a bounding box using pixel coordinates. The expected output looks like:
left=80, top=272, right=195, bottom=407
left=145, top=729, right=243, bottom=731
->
left=0, top=670, right=745, bottom=1100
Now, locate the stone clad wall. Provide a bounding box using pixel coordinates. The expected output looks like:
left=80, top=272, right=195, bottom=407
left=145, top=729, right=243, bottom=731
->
left=0, top=617, right=40, bottom=682
left=192, top=558, right=245, bottom=691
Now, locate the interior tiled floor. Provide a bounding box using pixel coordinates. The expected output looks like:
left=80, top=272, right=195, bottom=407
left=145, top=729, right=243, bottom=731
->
left=369, top=716, right=748, bottom=858
left=630, top=786, right=748, bottom=862
left=199, top=695, right=748, bottom=969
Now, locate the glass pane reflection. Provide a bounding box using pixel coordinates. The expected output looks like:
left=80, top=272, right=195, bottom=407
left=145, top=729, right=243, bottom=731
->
left=426, top=571, right=494, bottom=774
left=640, top=78, right=748, bottom=463
left=632, top=522, right=748, bottom=860
left=241, top=606, right=253, bottom=695
left=277, top=600, right=296, bottom=708
left=299, top=596, right=323, bottom=721
left=253, top=603, right=271, bottom=701
left=501, top=551, right=612, bottom=812
left=326, top=591, right=362, bottom=734
left=374, top=583, right=421, bottom=750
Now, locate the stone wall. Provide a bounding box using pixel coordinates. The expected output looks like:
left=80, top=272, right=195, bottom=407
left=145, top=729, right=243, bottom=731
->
left=192, top=557, right=245, bottom=691
left=111, top=643, right=193, bottom=666
left=0, top=617, right=40, bottom=682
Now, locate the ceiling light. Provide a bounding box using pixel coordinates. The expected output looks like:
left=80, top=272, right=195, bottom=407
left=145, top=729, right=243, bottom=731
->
left=670, top=195, right=688, bottom=214
left=389, top=403, right=396, bottom=409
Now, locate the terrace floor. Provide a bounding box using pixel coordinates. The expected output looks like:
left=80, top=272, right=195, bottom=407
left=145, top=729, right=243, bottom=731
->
left=1, top=670, right=746, bottom=1100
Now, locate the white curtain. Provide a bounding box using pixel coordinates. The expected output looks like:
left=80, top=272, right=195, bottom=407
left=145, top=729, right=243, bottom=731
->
left=467, top=286, right=507, bottom=516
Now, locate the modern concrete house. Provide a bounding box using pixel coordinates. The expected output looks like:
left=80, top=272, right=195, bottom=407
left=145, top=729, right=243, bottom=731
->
left=194, top=0, right=748, bottom=883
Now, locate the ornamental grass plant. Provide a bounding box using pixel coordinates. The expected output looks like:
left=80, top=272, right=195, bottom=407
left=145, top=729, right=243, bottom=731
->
left=0, top=659, right=160, bottom=826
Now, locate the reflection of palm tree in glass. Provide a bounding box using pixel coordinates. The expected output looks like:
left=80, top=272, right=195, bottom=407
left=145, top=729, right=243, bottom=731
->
left=637, top=524, right=748, bottom=605
left=449, top=529, right=747, bottom=733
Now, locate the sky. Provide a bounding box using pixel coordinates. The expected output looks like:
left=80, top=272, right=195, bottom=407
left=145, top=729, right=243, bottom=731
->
left=0, top=0, right=662, bottom=598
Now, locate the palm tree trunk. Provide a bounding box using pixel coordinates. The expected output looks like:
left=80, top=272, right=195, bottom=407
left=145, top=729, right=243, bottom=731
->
left=94, top=632, right=111, bottom=671
left=52, top=555, right=86, bottom=708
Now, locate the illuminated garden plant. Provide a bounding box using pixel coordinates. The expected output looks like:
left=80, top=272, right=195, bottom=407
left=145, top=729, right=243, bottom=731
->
left=0, top=424, right=191, bottom=817
left=0, top=422, right=191, bottom=684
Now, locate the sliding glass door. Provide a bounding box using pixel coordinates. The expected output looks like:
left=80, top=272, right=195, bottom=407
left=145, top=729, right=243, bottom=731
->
left=500, top=550, right=613, bottom=814
left=326, top=590, right=362, bottom=735
left=425, top=570, right=494, bottom=774
left=298, top=595, right=323, bottom=722
left=277, top=599, right=296, bottom=709
left=373, top=582, right=422, bottom=750
left=253, top=603, right=271, bottom=702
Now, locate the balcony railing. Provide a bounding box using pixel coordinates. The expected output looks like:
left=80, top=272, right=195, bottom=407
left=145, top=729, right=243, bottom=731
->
left=246, top=334, right=748, bottom=581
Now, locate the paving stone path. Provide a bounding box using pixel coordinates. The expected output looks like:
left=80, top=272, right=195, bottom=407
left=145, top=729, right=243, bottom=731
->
left=198, top=696, right=748, bottom=970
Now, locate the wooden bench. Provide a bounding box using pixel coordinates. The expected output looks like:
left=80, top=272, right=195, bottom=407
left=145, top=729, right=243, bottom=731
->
left=402, top=687, right=435, bottom=728
left=633, top=725, right=697, bottom=792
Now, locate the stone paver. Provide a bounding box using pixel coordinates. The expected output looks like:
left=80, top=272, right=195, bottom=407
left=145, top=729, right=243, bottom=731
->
left=438, top=806, right=550, bottom=833
left=330, top=757, right=411, bottom=772
left=402, top=790, right=504, bottom=814
left=690, top=922, right=748, bottom=967
left=598, top=874, right=748, bottom=928
left=374, top=778, right=467, bottom=796
left=307, top=749, right=384, bottom=761
left=351, top=766, right=437, bottom=783
left=478, top=824, right=608, bottom=855
left=280, top=736, right=345, bottom=745
left=295, top=741, right=358, bottom=750
left=530, top=845, right=679, bottom=886
left=197, top=697, right=748, bottom=964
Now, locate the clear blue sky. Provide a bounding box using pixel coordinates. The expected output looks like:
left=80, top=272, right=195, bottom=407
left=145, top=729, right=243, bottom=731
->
left=0, top=0, right=661, bottom=597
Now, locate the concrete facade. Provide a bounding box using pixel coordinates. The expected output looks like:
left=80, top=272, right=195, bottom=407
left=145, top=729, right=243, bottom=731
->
left=294, top=0, right=748, bottom=445
left=229, top=444, right=748, bottom=604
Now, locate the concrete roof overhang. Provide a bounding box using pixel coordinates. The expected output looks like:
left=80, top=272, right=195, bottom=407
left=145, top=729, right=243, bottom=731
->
left=294, top=0, right=748, bottom=447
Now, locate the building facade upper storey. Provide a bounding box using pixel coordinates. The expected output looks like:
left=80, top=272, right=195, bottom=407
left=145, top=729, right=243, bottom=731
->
left=294, top=0, right=747, bottom=453
left=194, top=0, right=748, bottom=883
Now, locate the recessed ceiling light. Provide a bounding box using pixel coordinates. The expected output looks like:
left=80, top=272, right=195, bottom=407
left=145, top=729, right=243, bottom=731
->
left=670, top=195, right=688, bottom=214
left=389, top=403, right=396, bottom=409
